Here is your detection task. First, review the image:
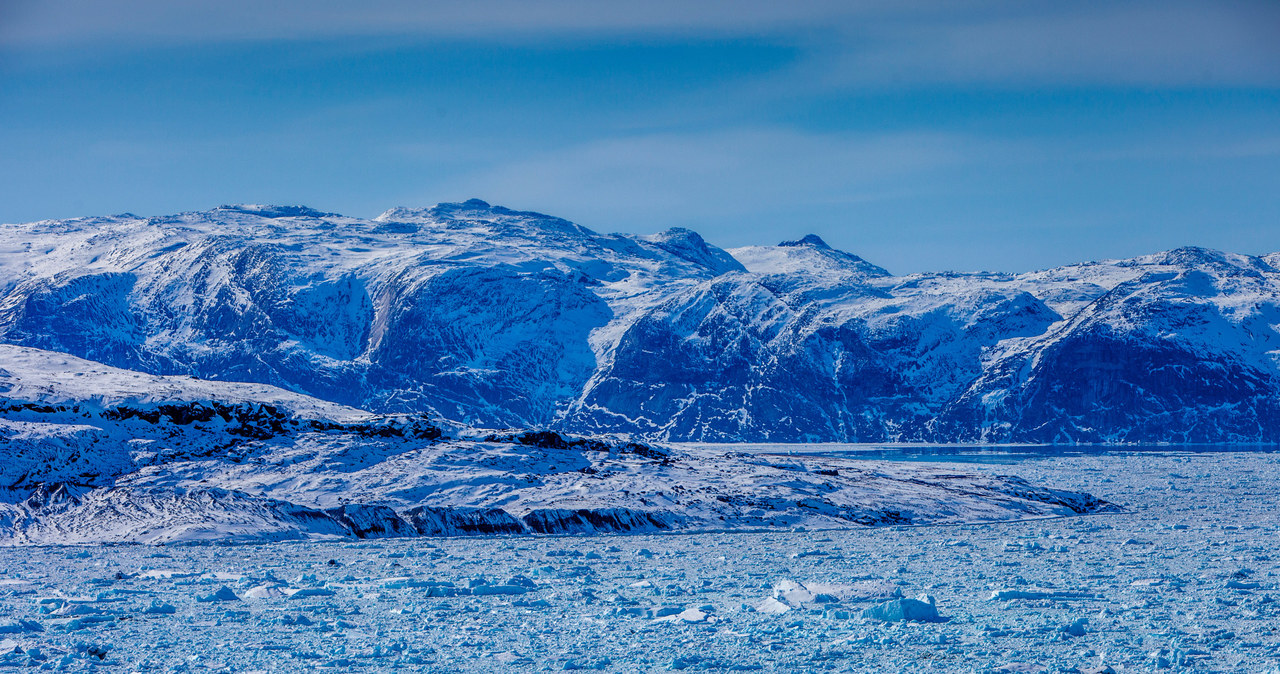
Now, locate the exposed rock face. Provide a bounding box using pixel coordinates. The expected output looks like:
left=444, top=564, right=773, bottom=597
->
left=519, top=508, right=685, bottom=534
left=401, top=507, right=528, bottom=536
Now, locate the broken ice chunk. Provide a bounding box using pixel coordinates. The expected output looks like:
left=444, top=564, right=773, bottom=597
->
left=471, top=584, right=529, bottom=596
left=506, top=575, right=537, bottom=589
left=0, top=620, right=41, bottom=634
left=773, top=580, right=814, bottom=605
left=754, top=598, right=791, bottom=614
left=676, top=608, right=707, bottom=623
left=243, top=584, right=289, bottom=600
left=860, top=594, right=944, bottom=623
left=989, top=588, right=1095, bottom=601
left=653, top=607, right=708, bottom=623
left=142, top=600, right=176, bottom=614
left=139, top=570, right=196, bottom=580
left=764, top=578, right=900, bottom=612
left=286, top=587, right=335, bottom=600
left=196, top=586, right=240, bottom=602
left=790, top=550, right=826, bottom=559
left=1059, top=617, right=1088, bottom=637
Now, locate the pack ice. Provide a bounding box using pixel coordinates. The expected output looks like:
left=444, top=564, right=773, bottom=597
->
left=0, top=451, right=1274, bottom=672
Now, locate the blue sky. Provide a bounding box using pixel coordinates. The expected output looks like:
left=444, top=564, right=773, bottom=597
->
left=1, top=1, right=1277, bottom=273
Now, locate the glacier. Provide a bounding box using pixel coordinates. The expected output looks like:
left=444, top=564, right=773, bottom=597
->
left=2, top=199, right=1277, bottom=444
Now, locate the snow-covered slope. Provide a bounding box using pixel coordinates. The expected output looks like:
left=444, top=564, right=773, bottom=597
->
left=1, top=201, right=1278, bottom=442
left=0, top=344, right=433, bottom=491
left=937, top=248, right=1280, bottom=442
left=0, top=200, right=732, bottom=429
left=0, top=345, right=1111, bottom=544
left=731, top=234, right=890, bottom=280
left=0, top=344, right=366, bottom=421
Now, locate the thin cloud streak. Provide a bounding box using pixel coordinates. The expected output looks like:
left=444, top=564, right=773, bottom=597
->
left=3, top=1, right=1277, bottom=87
left=431, top=128, right=978, bottom=227
left=404, top=124, right=1278, bottom=273
left=0, top=0, right=904, bottom=45
left=816, top=3, right=1280, bottom=87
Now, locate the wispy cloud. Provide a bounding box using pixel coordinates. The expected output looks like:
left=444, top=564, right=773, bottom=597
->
left=427, top=128, right=979, bottom=229
left=815, top=2, right=1280, bottom=87
left=0, top=1, right=901, bottom=46
left=1, top=1, right=1275, bottom=273
left=3, top=1, right=1277, bottom=87
left=389, top=122, right=1279, bottom=272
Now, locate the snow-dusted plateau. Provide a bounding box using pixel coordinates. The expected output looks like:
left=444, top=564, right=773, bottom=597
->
left=1, top=201, right=1278, bottom=670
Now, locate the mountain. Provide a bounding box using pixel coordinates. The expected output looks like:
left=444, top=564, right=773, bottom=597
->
left=936, top=248, right=1280, bottom=442
left=2, top=201, right=1278, bottom=443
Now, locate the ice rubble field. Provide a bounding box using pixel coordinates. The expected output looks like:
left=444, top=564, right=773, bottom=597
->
left=2, top=450, right=1279, bottom=673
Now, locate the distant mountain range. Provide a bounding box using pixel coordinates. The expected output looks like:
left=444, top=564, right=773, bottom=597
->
left=3, top=199, right=1278, bottom=444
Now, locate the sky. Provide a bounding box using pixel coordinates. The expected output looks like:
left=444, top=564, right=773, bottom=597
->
left=0, top=0, right=1277, bottom=274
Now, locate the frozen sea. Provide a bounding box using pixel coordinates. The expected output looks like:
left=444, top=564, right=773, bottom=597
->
left=2, top=446, right=1278, bottom=673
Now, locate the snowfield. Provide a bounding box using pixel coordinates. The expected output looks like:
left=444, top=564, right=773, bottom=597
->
left=0, top=448, right=1276, bottom=672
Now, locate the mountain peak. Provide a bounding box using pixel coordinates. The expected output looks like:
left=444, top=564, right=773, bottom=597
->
left=1124, top=246, right=1269, bottom=276
left=779, top=234, right=831, bottom=249
left=374, top=201, right=599, bottom=241
left=645, top=227, right=703, bottom=247
left=642, top=228, right=745, bottom=275
left=214, top=204, right=333, bottom=219
left=377, top=200, right=543, bottom=222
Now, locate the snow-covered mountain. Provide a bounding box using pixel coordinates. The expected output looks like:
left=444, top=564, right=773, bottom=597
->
left=2, top=200, right=1278, bottom=443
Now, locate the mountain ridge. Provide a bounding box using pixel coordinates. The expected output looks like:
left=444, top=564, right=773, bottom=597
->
left=2, top=200, right=1278, bottom=444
